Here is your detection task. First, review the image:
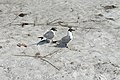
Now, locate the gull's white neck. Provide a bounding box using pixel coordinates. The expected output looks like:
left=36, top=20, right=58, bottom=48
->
left=67, top=31, right=73, bottom=39
left=51, top=30, right=55, bottom=35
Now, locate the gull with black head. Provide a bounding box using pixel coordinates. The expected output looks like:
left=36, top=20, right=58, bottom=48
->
left=55, top=28, right=75, bottom=48
left=38, top=27, right=57, bottom=44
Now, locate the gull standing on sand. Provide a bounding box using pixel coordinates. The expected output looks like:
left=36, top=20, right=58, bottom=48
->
left=28, top=27, right=57, bottom=46
left=56, top=28, right=75, bottom=48
left=38, top=27, right=57, bottom=43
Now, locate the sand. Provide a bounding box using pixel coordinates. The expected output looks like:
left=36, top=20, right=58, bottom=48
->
left=0, top=0, right=120, bottom=80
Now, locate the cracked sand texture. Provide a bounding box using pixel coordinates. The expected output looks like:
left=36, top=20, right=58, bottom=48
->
left=0, top=0, right=120, bottom=80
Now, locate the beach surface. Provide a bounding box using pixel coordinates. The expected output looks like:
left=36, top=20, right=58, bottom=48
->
left=0, top=0, right=120, bottom=80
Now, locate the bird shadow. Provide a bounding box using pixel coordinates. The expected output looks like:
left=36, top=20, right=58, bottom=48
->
left=37, top=39, right=50, bottom=45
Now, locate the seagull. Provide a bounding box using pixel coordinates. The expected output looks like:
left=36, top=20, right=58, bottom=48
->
left=55, top=28, right=75, bottom=48
left=38, top=27, right=57, bottom=43
left=28, top=27, right=57, bottom=46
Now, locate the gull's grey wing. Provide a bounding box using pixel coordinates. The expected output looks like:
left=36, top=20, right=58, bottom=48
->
left=43, top=31, right=54, bottom=39
left=55, top=36, right=71, bottom=48
left=60, top=36, right=71, bottom=44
